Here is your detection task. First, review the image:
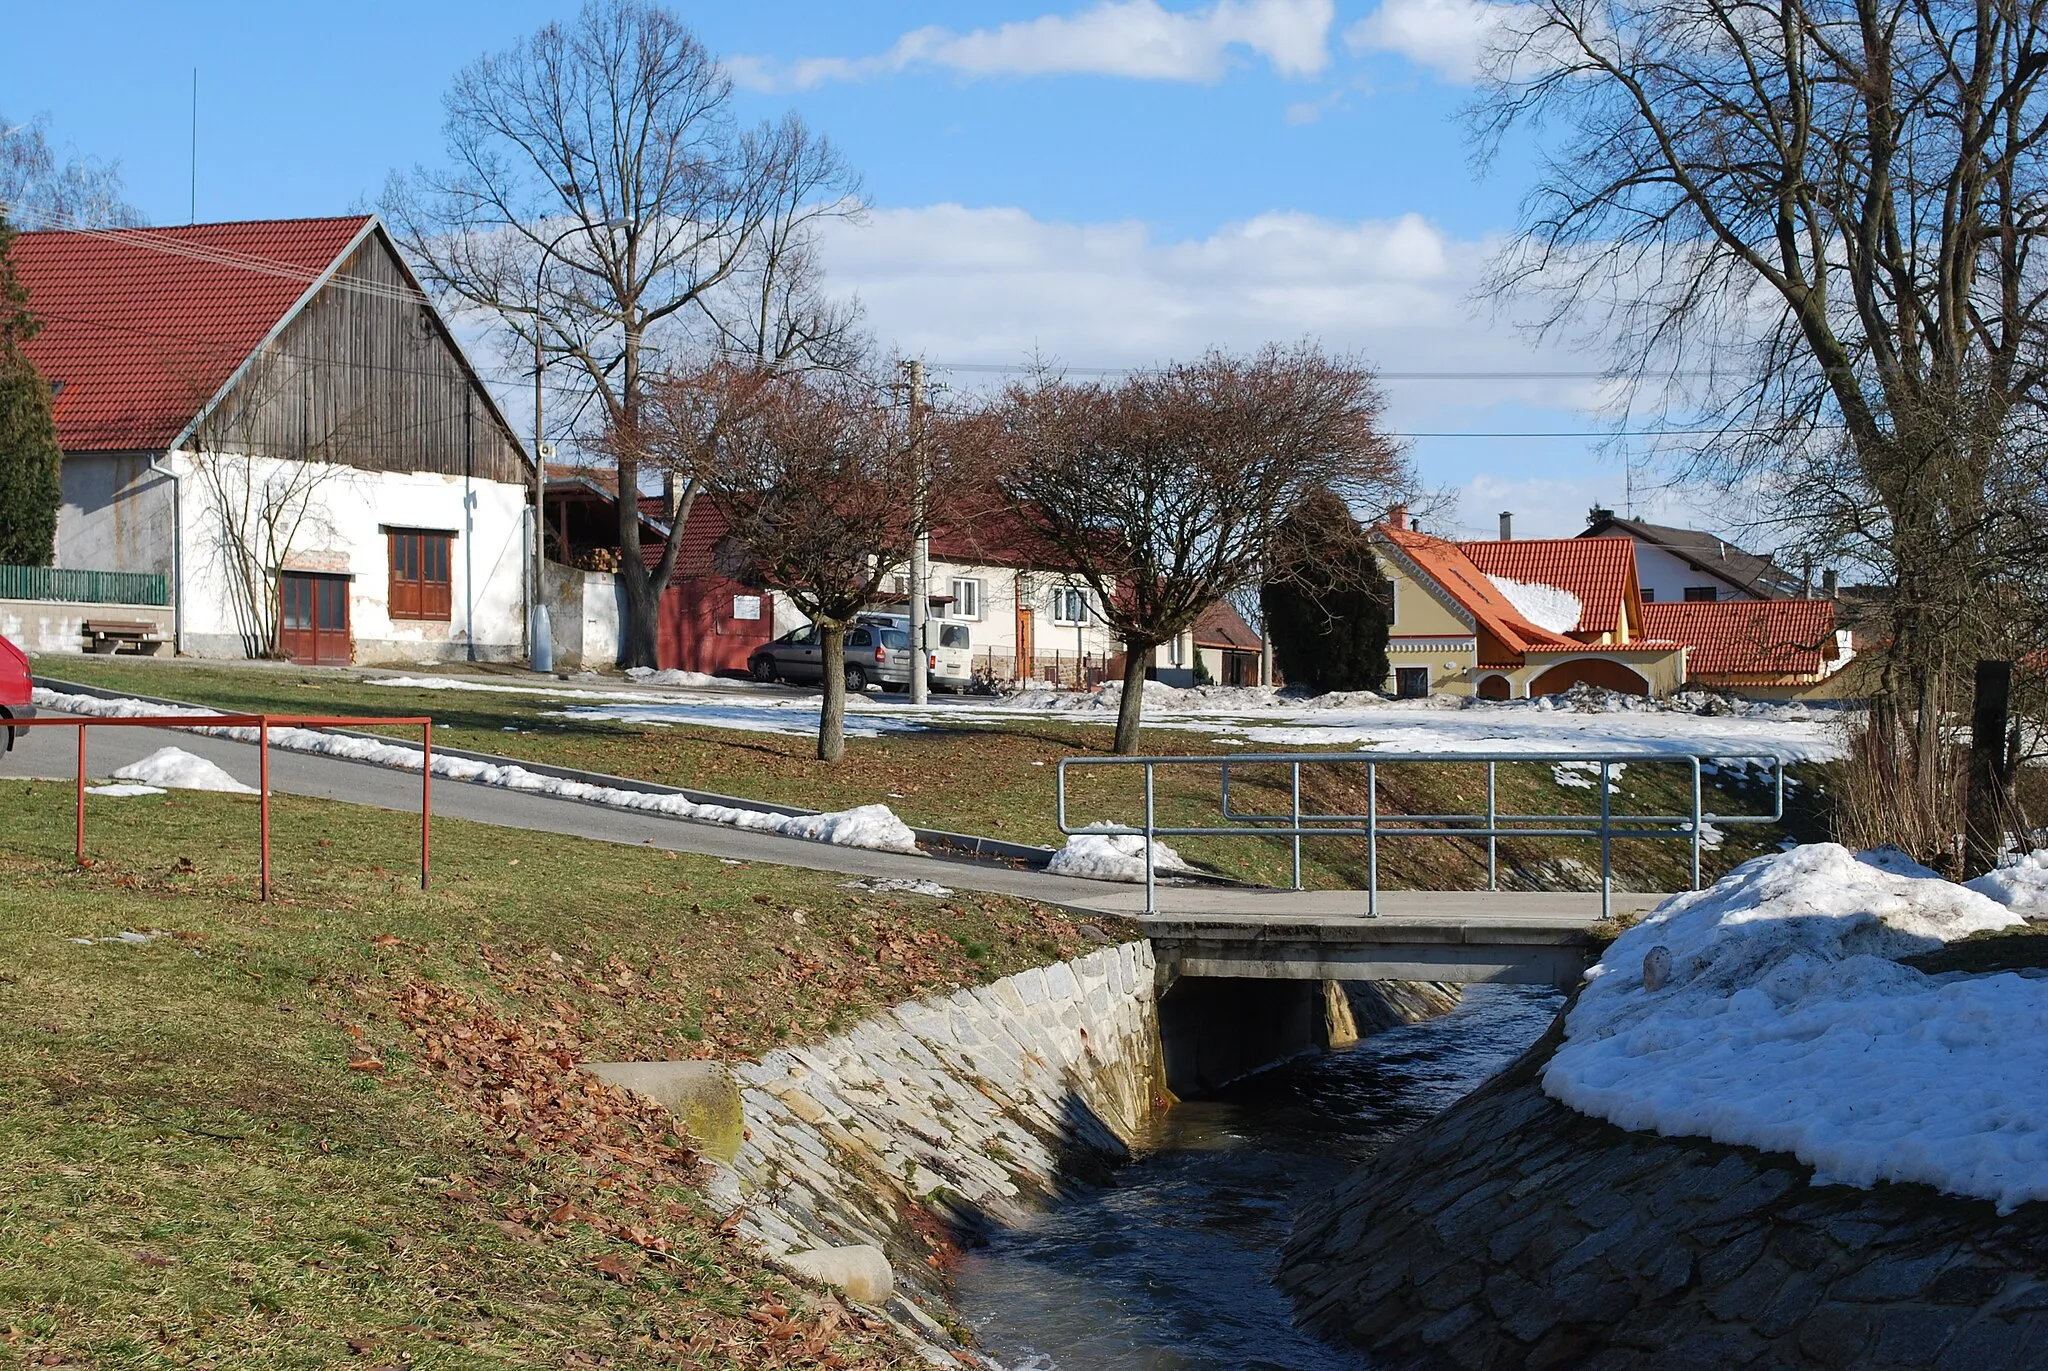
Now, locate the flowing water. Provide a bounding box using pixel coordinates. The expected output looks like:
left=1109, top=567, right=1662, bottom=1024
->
left=951, top=984, right=1566, bottom=1371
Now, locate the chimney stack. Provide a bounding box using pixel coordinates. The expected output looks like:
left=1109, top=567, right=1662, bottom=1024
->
left=1822, top=569, right=1838, bottom=598
left=1588, top=506, right=1614, bottom=527
left=1387, top=503, right=1408, bottom=531
left=1498, top=510, right=1514, bottom=541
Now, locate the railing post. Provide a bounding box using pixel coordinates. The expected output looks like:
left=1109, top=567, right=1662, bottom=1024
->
left=1290, top=760, right=1302, bottom=892
left=421, top=721, right=432, bottom=891
left=1486, top=761, right=1498, bottom=892
left=1367, top=760, right=1379, bottom=918
left=74, top=725, right=85, bottom=868
left=259, top=717, right=271, bottom=902
left=1143, top=762, right=1156, bottom=916
left=1691, top=756, right=1703, bottom=891
left=1599, top=758, right=1612, bottom=921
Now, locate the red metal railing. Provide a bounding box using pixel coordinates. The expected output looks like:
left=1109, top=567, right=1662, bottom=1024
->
left=9, top=713, right=433, bottom=899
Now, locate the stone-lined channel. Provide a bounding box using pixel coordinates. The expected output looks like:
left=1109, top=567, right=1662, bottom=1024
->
left=949, top=984, right=1565, bottom=1370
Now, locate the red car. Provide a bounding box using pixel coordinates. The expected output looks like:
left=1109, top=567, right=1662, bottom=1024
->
left=0, top=631, right=32, bottom=751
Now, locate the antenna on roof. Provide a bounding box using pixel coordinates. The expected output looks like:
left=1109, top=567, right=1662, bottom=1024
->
left=189, top=69, right=198, bottom=224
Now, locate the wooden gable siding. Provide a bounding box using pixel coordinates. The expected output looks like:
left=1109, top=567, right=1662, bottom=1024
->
left=188, top=228, right=530, bottom=486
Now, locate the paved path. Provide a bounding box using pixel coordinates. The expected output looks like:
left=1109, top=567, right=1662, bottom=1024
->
left=4, top=706, right=1670, bottom=977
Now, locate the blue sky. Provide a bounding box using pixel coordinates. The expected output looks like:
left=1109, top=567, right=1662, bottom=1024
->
left=8, top=0, right=1724, bottom=539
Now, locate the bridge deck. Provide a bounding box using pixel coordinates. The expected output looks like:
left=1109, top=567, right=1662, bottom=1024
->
left=1092, top=887, right=1678, bottom=988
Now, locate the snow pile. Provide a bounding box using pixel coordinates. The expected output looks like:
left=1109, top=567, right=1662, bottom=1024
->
left=842, top=877, right=954, bottom=898
left=1967, top=850, right=2048, bottom=916
left=1546, top=843, right=2048, bottom=1210
left=624, top=667, right=728, bottom=688
left=112, top=746, right=257, bottom=794
left=1046, top=822, right=1193, bottom=883
left=1552, top=760, right=1625, bottom=792
left=1487, top=574, right=1583, bottom=634
left=33, top=689, right=923, bottom=855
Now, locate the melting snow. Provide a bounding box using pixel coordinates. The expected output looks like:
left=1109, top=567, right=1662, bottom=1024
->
left=1487, top=575, right=1583, bottom=634
left=1046, top=823, right=1193, bottom=883
left=1546, top=843, right=2048, bottom=1211
left=111, top=746, right=257, bottom=794
left=1967, top=851, right=2048, bottom=916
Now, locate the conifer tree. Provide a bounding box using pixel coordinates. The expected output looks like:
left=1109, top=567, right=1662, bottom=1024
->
left=0, top=214, right=60, bottom=565
left=1262, top=489, right=1390, bottom=695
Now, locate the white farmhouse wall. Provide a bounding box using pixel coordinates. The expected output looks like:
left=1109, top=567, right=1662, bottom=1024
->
left=57, top=454, right=175, bottom=578
left=170, top=451, right=530, bottom=664
left=541, top=563, right=623, bottom=670
left=1628, top=541, right=1760, bottom=604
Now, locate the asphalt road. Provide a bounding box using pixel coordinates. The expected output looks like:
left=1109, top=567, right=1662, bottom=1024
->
left=0, top=709, right=1136, bottom=908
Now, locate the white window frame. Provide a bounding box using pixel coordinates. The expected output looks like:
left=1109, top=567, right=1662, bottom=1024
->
left=1051, top=586, right=1088, bottom=626
left=951, top=576, right=983, bottom=620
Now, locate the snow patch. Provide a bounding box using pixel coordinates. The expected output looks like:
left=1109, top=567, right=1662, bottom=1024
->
left=841, top=877, right=954, bottom=898
left=1967, top=850, right=2048, bottom=916
left=34, top=689, right=923, bottom=856
left=624, top=667, right=728, bottom=687
left=85, top=783, right=167, bottom=797
left=1487, top=575, right=1583, bottom=634
left=1046, top=822, right=1193, bottom=883
left=112, top=746, right=257, bottom=794
left=1546, top=843, right=2046, bottom=1210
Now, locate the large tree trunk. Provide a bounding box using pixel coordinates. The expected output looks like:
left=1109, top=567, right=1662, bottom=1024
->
left=1963, top=659, right=2015, bottom=880
left=1113, top=636, right=1156, bottom=755
left=817, top=621, right=848, bottom=763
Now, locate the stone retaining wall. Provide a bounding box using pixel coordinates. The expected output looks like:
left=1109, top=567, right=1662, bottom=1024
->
left=712, top=941, right=1165, bottom=1362
left=1281, top=1019, right=2048, bottom=1370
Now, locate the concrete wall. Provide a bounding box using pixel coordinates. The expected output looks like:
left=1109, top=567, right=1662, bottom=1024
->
left=541, top=563, right=622, bottom=670
left=0, top=599, right=173, bottom=654
left=56, top=453, right=175, bottom=578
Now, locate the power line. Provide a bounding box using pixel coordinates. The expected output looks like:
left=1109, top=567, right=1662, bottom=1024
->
left=928, top=360, right=1707, bottom=382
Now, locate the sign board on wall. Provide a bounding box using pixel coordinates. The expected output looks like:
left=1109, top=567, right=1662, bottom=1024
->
left=732, top=595, right=762, bottom=620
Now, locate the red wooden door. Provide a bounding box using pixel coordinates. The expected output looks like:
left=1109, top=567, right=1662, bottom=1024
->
left=278, top=573, right=352, bottom=665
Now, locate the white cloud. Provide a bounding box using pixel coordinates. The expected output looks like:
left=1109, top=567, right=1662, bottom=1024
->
left=731, top=0, right=1336, bottom=91
left=1345, top=0, right=1520, bottom=82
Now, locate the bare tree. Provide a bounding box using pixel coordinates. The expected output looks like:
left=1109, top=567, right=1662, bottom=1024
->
left=995, top=346, right=1410, bottom=753
left=383, top=0, right=863, bottom=670
left=643, top=363, right=933, bottom=762
left=0, top=113, right=145, bottom=229
left=1475, top=0, right=2048, bottom=862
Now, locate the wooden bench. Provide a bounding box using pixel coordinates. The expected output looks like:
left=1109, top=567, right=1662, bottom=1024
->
left=82, top=620, right=165, bottom=655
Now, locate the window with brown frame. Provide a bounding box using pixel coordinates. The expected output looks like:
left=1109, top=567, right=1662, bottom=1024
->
left=387, top=530, right=453, bottom=621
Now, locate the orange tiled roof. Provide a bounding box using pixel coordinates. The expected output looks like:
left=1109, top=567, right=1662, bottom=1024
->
left=1376, top=525, right=1578, bottom=656
left=1458, top=537, right=1639, bottom=636
left=1644, top=599, right=1842, bottom=677
left=1195, top=599, right=1261, bottom=652
left=9, top=216, right=376, bottom=451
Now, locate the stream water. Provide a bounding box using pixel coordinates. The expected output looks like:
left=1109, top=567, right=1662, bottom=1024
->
left=951, top=984, right=1565, bottom=1371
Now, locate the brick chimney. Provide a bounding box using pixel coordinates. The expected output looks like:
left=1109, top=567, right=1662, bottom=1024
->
left=1387, top=503, right=1409, bottom=531
left=1498, top=510, right=1514, bottom=541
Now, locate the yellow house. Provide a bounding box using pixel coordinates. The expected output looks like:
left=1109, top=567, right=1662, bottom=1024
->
left=1371, top=516, right=1688, bottom=699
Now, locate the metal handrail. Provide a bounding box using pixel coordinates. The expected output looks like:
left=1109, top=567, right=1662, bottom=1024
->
left=1055, top=750, right=1789, bottom=916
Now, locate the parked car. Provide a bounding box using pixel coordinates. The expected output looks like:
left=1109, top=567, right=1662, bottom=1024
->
left=856, top=613, right=974, bottom=691
left=748, top=623, right=921, bottom=692
left=0, top=631, right=34, bottom=751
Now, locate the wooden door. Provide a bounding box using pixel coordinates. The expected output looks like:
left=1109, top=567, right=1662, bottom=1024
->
left=1015, top=607, right=1034, bottom=677
left=278, top=572, right=351, bottom=665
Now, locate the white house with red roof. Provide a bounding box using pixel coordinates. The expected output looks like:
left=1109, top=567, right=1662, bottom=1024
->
left=7, top=216, right=534, bottom=664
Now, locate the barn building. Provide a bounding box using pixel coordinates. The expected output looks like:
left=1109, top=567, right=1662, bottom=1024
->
left=8, top=215, right=534, bottom=664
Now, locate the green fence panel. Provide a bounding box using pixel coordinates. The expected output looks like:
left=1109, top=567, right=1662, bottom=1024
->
left=0, top=566, right=171, bottom=607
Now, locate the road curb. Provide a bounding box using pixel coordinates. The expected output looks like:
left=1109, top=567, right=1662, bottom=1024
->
left=35, top=675, right=1063, bottom=869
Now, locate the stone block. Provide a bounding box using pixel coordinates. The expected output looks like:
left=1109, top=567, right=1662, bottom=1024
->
left=1795, top=1302, right=1877, bottom=1368
left=1833, top=1250, right=1956, bottom=1303
left=1873, top=1304, right=1971, bottom=1368
left=582, top=1060, right=744, bottom=1162
left=782, top=1244, right=894, bottom=1304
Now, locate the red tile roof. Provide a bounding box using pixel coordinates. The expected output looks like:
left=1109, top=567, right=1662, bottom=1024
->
left=1644, top=599, right=1843, bottom=678
left=1376, top=525, right=1579, bottom=657
left=1457, top=537, right=1639, bottom=636
left=8, top=216, right=375, bottom=451
left=1195, top=599, right=1261, bottom=651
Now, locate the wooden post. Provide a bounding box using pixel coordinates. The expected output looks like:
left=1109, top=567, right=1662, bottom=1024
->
left=1963, top=659, right=2015, bottom=879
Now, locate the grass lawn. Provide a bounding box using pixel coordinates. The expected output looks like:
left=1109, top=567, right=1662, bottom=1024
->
left=0, top=780, right=1133, bottom=1369
left=32, top=656, right=1823, bottom=893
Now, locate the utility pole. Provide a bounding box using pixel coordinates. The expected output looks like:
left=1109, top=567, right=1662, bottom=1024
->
left=530, top=324, right=554, bottom=673
left=905, top=359, right=930, bottom=704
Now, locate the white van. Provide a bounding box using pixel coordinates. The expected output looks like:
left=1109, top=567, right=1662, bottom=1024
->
left=858, top=613, right=975, bottom=692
